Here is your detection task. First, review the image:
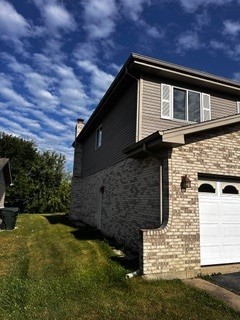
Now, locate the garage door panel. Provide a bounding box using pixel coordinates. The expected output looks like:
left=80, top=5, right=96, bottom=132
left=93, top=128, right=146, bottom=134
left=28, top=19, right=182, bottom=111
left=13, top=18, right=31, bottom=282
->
left=221, top=224, right=240, bottom=238
left=222, top=244, right=240, bottom=261
left=200, top=223, right=219, bottom=238
left=199, top=201, right=218, bottom=215
left=200, top=245, right=220, bottom=265
left=199, top=179, right=240, bottom=266
left=221, top=202, right=240, bottom=220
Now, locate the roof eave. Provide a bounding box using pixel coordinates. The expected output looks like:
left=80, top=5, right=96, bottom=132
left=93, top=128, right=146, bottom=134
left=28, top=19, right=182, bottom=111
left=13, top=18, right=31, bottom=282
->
left=123, top=114, right=240, bottom=158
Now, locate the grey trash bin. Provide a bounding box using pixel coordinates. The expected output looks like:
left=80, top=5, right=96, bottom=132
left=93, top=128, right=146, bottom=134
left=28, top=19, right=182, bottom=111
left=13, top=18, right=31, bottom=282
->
left=1, top=207, right=19, bottom=230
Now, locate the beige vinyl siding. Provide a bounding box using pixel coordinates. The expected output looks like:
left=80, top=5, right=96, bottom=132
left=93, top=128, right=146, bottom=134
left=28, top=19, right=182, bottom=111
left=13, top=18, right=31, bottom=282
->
left=82, top=82, right=137, bottom=177
left=141, top=79, right=188, bottom=138
left=141, top=78, right=239, bottom=139
left=210, top=94, right=237, bottom=119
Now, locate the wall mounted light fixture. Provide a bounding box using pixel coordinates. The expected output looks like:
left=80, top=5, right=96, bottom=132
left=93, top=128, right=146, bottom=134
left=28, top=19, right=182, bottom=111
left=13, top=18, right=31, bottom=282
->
left=181, top=175, right=191, bottom=192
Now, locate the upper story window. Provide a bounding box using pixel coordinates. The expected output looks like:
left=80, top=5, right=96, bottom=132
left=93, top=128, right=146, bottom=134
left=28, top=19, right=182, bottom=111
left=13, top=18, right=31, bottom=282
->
left=237, top=101, right=240, bottom=114
left=161, top=84, right=211, bottom=122
left=95, top=125, right=102, bottom=149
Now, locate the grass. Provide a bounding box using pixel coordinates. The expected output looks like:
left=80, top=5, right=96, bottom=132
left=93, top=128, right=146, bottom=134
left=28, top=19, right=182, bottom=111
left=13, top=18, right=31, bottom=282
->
left=0, top=214, right=239, bottom=320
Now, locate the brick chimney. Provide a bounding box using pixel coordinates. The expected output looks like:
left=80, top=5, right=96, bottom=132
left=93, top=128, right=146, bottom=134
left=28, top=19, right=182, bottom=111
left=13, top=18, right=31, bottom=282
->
left=75, top=118, right=84, bottom=139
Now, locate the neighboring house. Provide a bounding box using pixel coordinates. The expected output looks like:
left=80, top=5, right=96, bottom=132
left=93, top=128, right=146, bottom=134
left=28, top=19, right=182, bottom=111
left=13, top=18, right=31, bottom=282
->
left=0, top=158, right=12, bottom=208
left=70, top=53, right=240, bottom=279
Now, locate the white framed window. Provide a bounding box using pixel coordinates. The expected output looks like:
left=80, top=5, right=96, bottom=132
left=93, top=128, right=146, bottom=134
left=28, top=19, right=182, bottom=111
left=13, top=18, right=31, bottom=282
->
left=161, top=84, right=211, bottom=122
left=95, top=125, right=102, bottom=149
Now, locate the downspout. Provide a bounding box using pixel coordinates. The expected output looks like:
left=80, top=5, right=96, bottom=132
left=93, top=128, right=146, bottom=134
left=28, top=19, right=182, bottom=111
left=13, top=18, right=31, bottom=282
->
left=125, top=147, right=163, bottom=279
left=126, top=69, right=142, bottom=142
left=124, top=70, right=163, bottom=278
left=122, top=70, right=143, bottom=279
left=125, top=71, right=163, bottom=223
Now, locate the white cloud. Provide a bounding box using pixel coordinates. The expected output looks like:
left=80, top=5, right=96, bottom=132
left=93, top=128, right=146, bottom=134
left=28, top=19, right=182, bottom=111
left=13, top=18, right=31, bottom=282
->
left=28, top=109, right=68, bottom=132
left=32, top=0, right=76, bottom=33
left=43, top=3, right=76, bottom=31
left=0, top=73, right=32, bottom=108
left=1, top=54, right=59, bottom=110
left=0, top=108, right=41, bottom=131
left=0, top=118, right=29, bottom=132
left=33, top=53, right=53, bottom=72
left=176, top=31, right=203, bottom=53
left=1, top=53, right=31, bottom=74
left=209, top=40, right=240, bottom=60
left=74, top=41, right=99, bottom=61
left=55, top=64, right=88, bottom=113
left=109, top=63, right=122, bottom=72
left=223, top=20, right=240, bottom=36
left=178, top=0, right=233, bottom=12
left=120, top=0, right=151, bottom=21
left=195, top=10, right=210, bottom=29
left=77, top=60, right=114, bottom=101
left=82, top=0, right=117, bottom=39
left=24, top=72, right=59, bottom=109
left=233, top=72, right=240, bottom=81
left=210, top=40, right=228, bottom=50
left=138, top=19, right=163, bottom=39
left=228, top=44, right=240, bottom=60
left=0, top=120, right=47, bottom=150
left=0, top=0, right=31, bottom=39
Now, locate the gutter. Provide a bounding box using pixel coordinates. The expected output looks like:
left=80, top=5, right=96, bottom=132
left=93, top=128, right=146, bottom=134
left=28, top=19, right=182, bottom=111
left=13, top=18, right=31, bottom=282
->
left=131, top=53, right=240, bottom=91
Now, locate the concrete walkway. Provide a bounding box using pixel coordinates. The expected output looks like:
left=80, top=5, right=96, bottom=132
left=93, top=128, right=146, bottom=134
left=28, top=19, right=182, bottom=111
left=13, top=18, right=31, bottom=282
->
left=183, top=278, right=240, bottom=313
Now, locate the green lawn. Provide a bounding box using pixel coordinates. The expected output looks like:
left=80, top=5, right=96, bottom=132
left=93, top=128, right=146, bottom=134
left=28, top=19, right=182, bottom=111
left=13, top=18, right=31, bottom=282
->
left=0, top=214, right=239, bottom=320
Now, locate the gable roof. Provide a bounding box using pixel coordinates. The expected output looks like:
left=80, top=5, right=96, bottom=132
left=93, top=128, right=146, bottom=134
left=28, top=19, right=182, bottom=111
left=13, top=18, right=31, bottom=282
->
left=0, top=158, right=12, bottom=186
left=123, top=114, right=240, bottom=158
left=77, top=53, right=240, bottom=142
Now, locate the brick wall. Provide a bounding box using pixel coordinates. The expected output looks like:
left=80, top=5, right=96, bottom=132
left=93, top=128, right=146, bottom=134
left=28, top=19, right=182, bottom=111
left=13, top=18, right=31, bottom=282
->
left=141, top=124, right=240, bottom=279
left=70, top=151, right=161, bottom=252
left=70, top=142, right=83, bottom=220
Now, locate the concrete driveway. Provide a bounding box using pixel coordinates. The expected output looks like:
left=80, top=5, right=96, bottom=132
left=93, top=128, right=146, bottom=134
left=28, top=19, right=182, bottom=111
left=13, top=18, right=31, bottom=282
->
left=184, top=273, right=240, bottom=313
left=210, top=272, right=240, bottom=295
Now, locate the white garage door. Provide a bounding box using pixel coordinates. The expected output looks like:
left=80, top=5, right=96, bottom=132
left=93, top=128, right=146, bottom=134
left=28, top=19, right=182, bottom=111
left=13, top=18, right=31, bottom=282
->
left=199, top=179, right=240, bottom=266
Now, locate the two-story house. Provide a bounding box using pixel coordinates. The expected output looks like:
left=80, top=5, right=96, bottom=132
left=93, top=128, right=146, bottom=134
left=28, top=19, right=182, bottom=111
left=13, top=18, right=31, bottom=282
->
left=70, top=53, right=240, bottom=279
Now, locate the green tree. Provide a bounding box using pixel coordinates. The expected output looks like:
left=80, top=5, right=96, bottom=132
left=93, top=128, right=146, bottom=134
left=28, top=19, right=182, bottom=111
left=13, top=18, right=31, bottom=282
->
left=0, top=133, right=71, bottom=213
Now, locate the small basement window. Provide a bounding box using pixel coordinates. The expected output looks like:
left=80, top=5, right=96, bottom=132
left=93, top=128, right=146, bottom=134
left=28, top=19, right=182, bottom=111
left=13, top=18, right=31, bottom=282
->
left=198, top=183, right=216, bottom=193
left=95, top=125, right=102, bottom=149
left=222, top=185, right=239, bottom=194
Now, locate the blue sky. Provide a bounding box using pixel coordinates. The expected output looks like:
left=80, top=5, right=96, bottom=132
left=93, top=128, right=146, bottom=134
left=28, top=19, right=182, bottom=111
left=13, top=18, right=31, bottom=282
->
left=1, top=0, right=240, bottom=171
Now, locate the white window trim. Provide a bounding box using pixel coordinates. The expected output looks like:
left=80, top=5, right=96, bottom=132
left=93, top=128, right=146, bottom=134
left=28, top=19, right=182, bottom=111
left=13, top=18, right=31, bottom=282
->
left=161, top=84, right=211, bottom=123
left=95, top=125, right=102, bottom=150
